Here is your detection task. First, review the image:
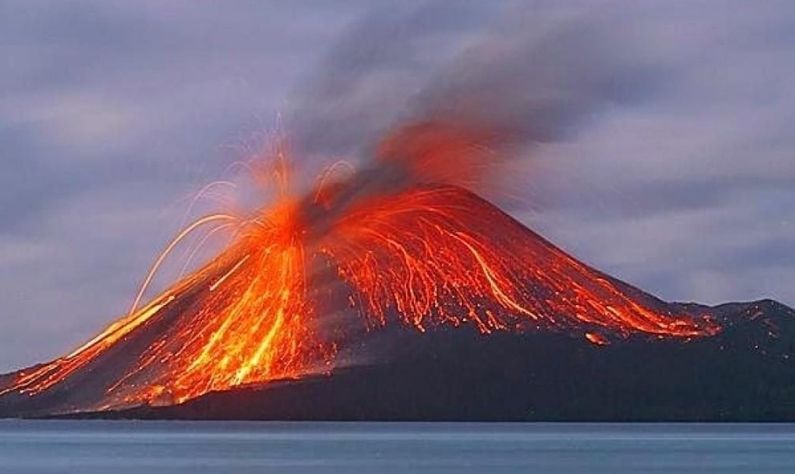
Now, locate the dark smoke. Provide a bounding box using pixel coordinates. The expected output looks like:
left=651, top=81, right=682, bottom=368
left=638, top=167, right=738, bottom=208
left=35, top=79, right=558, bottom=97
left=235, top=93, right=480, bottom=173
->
left=288, top=2, right=666, bottom=195
left=288, top=2, right=489, bottom=159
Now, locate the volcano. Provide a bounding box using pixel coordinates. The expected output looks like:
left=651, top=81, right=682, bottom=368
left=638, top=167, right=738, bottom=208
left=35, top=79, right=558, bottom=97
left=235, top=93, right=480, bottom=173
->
left=1, top=179, right=793, bottom=420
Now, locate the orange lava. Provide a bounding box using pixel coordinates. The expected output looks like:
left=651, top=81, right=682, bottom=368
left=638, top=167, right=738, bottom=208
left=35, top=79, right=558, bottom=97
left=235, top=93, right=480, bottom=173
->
left=3, top=197, right=334, bottom=408
left=326, top=185, right=717, bottom=337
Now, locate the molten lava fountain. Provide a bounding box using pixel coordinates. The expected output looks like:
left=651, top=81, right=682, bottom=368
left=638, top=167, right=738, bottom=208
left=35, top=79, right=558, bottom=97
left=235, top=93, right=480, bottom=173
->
left=0, top=124, right=719, bottom=414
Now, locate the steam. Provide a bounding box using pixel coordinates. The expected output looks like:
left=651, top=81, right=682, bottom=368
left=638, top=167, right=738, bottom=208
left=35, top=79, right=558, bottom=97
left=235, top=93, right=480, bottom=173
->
left=288, top=3, right=663, bottom=194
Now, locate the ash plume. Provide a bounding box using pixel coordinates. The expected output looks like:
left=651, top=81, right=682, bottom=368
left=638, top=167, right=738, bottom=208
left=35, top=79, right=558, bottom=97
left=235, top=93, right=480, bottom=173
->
left=289, top=3, right=664, bottom=195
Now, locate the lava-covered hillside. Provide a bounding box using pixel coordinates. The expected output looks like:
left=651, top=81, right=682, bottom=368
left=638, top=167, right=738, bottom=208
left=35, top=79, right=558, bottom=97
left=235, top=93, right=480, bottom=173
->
left=1, top=183, right=791, bottom=420
left=0, top=122, right=791, bottom=420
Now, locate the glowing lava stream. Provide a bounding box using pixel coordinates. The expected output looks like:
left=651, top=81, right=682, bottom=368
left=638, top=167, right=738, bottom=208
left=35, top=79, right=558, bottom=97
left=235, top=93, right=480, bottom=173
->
left=325, top=186, right=717, bottom=336
left=1, top=149, right=720, bottom=411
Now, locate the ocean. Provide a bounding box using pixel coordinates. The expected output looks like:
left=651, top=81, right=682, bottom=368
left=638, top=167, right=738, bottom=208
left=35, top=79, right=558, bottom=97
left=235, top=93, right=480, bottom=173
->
left=1, top=420, right=793, bottom=473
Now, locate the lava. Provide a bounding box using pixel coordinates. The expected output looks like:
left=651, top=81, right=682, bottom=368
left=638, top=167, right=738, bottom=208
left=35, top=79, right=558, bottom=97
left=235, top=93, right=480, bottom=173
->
left=325, top=185, right=716, bottom=337
left=0, top=124, right=720, bottom=413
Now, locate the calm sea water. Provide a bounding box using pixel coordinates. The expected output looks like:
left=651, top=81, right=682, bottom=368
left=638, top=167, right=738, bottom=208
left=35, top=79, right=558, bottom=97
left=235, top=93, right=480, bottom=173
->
left=0, top=420, right=793, bottom=473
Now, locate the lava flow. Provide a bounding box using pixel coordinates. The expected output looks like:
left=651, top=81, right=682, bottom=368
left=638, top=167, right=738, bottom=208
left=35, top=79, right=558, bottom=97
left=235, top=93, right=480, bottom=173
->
left=0, top=123, right=720, bottom=414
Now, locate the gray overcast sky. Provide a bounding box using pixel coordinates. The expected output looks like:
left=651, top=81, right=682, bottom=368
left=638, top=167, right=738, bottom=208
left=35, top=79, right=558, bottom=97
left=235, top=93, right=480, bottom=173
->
left=1, top=0, right=794, bottom=372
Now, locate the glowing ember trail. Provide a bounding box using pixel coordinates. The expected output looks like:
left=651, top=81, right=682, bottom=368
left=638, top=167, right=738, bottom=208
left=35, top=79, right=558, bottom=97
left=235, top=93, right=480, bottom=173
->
left=0, top=125, right=720, bottom=413
left=324, top=185, right=717, bottom=337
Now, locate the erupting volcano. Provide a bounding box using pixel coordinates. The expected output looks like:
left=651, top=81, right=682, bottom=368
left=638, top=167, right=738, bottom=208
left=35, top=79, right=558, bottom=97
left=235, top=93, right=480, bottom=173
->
left=2, top=115, right=794, bottom=421
left=5, top=119, right=786, bottom=420
left=2, top=6, right=793, bottom=423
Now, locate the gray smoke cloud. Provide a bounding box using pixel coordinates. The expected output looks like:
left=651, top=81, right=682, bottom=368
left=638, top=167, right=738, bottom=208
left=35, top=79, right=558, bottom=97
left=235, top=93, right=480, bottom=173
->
left=288, top=2, right=487, bottom=159
left=289, top=3, right=665, bottom=183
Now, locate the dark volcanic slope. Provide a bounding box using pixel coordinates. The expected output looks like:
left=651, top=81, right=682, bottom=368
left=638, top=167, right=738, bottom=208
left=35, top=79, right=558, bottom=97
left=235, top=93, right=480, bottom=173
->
left=57, top=299, right=795, bottom=422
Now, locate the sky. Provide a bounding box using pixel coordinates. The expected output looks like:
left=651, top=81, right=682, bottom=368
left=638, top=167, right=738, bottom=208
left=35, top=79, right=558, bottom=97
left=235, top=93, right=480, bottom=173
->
left=1, top=0, right=794, bottom=372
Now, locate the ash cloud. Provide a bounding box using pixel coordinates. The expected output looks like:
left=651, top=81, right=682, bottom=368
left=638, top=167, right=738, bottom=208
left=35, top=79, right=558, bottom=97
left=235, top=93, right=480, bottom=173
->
left=407, top=17, right=659, bottom=145
left=287, top=2, right=489, bottom=159
left=289, top=4, right=665, bottom=191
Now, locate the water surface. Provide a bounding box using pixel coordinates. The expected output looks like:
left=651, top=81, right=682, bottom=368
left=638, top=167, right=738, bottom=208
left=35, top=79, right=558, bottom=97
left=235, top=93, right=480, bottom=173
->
left=1, top=420, right=793, bottom=473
